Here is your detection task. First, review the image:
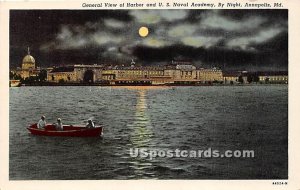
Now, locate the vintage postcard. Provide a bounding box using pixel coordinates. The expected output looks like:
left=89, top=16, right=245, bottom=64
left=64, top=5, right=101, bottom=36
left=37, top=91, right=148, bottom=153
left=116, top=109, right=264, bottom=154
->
left=1, top=0, right=300, bottom=189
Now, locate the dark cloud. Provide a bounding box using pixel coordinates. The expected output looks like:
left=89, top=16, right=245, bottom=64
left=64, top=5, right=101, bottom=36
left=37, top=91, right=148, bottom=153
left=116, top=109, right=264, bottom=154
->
left=10, top=9, right=288, bottom=71
left=185, top=9, right=212, bottom=23
left=133, top=45, right=258, bottom=68
left=249, top=31, right=288, bottom=52
left=9, top=10, right=132, bottom=45
left=248, top=31, right=288, bottom=70
left=219, top=9, right=287, bottom=21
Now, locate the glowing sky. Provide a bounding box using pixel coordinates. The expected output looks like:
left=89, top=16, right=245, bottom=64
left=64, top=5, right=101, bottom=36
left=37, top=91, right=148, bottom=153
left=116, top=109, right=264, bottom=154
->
left=10, top=10, right=287, bottom=71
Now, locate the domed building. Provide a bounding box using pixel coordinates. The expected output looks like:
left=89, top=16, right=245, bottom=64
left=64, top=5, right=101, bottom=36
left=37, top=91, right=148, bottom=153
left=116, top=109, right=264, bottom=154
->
left=22, top=48, right=35, bottom=70
left=12, top=47, right=40, bottom=79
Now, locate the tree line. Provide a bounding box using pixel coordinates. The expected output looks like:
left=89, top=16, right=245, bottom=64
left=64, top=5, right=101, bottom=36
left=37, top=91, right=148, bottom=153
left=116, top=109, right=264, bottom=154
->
left=9, top=70, right=47, bottom=84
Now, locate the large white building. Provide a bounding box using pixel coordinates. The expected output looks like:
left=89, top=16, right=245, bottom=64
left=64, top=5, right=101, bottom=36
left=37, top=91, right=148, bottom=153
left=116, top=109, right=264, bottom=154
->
left=46, top=61, right=223, bottom=85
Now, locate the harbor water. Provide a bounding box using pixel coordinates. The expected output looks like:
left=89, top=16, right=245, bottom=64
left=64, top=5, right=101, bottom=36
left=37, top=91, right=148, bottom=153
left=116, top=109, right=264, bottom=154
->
left=9, top=85, right=288, bottom=179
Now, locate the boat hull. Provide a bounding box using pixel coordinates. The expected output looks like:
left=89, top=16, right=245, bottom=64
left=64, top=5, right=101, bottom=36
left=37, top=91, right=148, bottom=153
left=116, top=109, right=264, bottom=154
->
left=10, top=80, right=21, bottom=87
left=27, top=124, right=103, bottom=137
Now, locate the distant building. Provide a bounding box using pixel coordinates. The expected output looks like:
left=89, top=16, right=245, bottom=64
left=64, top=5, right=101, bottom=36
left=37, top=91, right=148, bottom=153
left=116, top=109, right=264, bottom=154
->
left=223, top=71, right=240, bottom=84
left=198, top=68, right=223, bottom=82
left=46, top=61, right=223, bottom=85
left=223, top=70, right=288, bottom=84
left=47, top=64, right=104, bottom=83
left=47, top=66, right=76, bottom=83
left=11, top=47, right=40, bottom=79
left=256, top=71, right=288, bottom=84
left=11, top=50, right=287, bottom=85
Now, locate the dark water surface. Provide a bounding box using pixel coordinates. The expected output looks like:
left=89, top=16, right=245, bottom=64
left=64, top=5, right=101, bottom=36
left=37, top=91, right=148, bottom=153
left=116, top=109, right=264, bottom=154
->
left=9, top=85, right=288, bottom=179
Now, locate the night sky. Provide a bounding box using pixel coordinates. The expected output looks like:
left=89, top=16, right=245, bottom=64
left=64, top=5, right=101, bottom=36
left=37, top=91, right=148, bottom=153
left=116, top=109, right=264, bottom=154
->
left=10, top=9, right=288, bottom=71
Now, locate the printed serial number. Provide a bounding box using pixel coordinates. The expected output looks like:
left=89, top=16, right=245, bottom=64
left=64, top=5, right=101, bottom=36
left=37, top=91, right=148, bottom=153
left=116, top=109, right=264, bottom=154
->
left=272, top=182, right=288, bottom=185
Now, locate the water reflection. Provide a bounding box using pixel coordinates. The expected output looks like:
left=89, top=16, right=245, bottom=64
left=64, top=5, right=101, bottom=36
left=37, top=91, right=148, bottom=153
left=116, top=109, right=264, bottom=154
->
left=129, top=90, right=153, bottom=147
left=127, top=89, right=155, bottom=178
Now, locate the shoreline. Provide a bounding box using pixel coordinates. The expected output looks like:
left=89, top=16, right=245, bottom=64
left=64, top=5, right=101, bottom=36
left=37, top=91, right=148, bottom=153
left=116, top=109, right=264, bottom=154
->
left=10, top=83, right=288, bottom=87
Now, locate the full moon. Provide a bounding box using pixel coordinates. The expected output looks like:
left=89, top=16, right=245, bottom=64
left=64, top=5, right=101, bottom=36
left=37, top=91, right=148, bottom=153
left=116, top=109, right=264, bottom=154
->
left=139, top=27, right=149, bottom=37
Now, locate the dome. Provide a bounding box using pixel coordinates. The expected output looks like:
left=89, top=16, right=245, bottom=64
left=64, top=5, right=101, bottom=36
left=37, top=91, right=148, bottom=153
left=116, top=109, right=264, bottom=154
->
left=22, top=55, right=35, bottom=64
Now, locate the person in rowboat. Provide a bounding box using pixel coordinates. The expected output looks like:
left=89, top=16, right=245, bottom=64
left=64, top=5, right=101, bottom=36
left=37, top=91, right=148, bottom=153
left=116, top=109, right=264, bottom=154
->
left=55, top=118, right=63, bottom=131
left=37, top=115, right=46, bottom=129
left=86, top=119, right=95, bottom=128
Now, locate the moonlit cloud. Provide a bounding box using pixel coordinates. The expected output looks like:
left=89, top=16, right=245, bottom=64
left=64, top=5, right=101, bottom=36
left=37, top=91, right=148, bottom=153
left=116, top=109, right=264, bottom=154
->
left=104, top=18, right=127, bottom=28
left=158, top=10, right=188, bottom=22
left=92, top=32, right=123, bottom=45
left=182, top=36, right=221, bottom=48
left=130, top=10, right=188, bottom=24
left=168, top=24, right=197, bottom=38
left=226, top=27, right=283, bottom=49
left=130, top=10, right=161, bottom=24
left=141, top=37, right=169, bottom=47
left=41, top=25, right=89, bottom=50
left=41, top=10, right=285, bottom=52
left=201, top=14, right=266, bottom=31
left=57, top=26, right=72, bottom=40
